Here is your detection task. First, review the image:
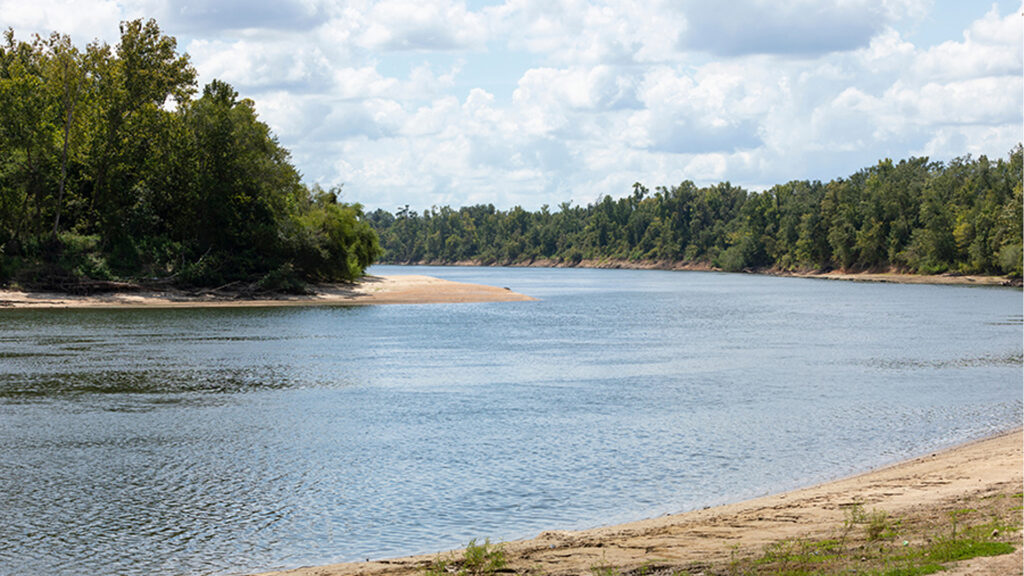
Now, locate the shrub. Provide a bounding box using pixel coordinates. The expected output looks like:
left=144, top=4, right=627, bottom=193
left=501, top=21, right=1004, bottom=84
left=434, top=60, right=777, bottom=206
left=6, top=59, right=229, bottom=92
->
left=255, top=263, right=307, bottom=294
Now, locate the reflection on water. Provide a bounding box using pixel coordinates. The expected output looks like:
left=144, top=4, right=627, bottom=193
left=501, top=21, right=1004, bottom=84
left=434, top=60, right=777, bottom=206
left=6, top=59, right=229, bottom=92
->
left=0, top=368, right=307, bottom=398
left=1, top=266, right=1021, bottom=576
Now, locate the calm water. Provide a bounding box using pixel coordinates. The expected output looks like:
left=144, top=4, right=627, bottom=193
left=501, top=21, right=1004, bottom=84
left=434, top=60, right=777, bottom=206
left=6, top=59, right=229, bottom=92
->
left=1, top=266, right=1021, bottom=576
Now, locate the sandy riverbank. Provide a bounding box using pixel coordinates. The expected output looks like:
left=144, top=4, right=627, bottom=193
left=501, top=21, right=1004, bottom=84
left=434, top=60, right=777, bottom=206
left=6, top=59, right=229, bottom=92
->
left=258, top=428, right=1023, bottom=576
left=778, top=270, right=1018, bottom=286
left=0, top=275, right=537, bottom=309
left=392, top=259, right=1021, bottom=287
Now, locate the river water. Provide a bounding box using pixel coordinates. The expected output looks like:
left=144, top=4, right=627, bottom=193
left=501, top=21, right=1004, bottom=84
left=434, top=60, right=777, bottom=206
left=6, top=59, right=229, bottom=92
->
left=0, top=266, right=1020, bottom=575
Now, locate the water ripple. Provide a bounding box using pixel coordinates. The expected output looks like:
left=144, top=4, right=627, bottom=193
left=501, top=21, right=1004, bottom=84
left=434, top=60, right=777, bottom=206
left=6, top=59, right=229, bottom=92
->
left=0, top=267, right=1020, bottom=576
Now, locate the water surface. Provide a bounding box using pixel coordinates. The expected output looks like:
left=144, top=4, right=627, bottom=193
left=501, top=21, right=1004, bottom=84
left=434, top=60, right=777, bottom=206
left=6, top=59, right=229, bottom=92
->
left=1, top=266, right=1020, bottom=575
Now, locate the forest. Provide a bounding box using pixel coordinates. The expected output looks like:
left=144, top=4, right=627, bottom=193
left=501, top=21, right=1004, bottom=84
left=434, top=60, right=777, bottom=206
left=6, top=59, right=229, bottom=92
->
left=368, top=148, right=1023, bottom=278
left=3, top=21, right=1019, bottom=292
left=0, top=20, right=380, bottom=292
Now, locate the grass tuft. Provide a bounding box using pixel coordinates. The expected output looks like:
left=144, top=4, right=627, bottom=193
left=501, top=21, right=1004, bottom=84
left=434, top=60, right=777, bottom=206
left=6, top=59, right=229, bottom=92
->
left=927, top=538, right=1015, bottom=563
left=425, top=539, right=507, bottom=576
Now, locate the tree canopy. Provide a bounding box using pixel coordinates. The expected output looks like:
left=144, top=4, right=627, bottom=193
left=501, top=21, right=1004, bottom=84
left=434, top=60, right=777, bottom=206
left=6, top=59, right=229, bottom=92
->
left=367, top=148, right=1023, bottom=278
left=0, top=20, right=380, bottom=291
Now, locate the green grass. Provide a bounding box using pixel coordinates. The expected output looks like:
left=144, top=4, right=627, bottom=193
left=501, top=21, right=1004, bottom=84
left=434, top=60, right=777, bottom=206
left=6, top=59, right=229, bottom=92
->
left=927, top=538, right=1015, bottom=563
left=721, top=494, right=1020, bottom=576
left=876, top=564, right=943, bottom=576
left=425, top=539, right=507, bottom=576
left=589, top=559, right=618, bottom=576
left=429, top=492, right=1021, bottom=576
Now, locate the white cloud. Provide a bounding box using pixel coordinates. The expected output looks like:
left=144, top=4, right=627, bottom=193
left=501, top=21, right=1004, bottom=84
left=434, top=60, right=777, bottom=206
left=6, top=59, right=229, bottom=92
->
left=917, top=124, right=1022, bottom=159
left=509, top=65, right=640, bottom=144
left=914, top=5, right=1022, bottom=81
left=624, top=63, right=775, bottom=154
left=188, top=39, right=335, bottom=92
left=401, top=96, right=460, bottom=136
left=889, top=77, right=1021, bottom=127
left=0, top=0, right=128, bottom=43
left=330, top=66, right=401, bottom=99
left=357, top=0, right=488, bottom=51
left=491, top=0, right=686, bottom=65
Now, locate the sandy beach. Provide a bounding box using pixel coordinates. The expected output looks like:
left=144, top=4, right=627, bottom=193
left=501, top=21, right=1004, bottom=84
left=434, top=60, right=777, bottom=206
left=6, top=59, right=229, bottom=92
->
left=0, top=275, right=536, bottom=309
left=258, top=428, right=1023, bottom=576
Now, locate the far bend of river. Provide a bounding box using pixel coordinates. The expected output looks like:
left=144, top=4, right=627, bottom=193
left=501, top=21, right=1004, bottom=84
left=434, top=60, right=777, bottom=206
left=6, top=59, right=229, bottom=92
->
left=1, top=266, right=1021, bottom=576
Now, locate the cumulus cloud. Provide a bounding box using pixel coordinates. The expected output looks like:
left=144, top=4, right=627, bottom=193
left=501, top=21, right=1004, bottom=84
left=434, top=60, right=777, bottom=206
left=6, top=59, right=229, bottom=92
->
left=357, top=0, right=488, bottom=51
left=913, top=5, right=1022, bottom=81
left=490, top=0, right=686, bottom=65
left=187, top=39, right=336, bottom=92
left=0, top=0, right=128, bottom=43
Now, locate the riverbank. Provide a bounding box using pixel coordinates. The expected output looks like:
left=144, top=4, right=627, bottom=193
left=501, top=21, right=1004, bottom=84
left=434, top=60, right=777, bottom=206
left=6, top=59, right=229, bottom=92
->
left=258, top=428, right=1023, bottom=576
left=0, top=275, right=536, bottom=309
left=777, top=270, right=1019, bottom=286
left=391, top=259, right=1021, bottom=287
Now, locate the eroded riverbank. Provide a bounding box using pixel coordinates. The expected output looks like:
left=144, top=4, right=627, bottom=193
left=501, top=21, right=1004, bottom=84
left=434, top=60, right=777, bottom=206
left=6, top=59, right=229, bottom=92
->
left=384, top=260, right=1021, bottom=287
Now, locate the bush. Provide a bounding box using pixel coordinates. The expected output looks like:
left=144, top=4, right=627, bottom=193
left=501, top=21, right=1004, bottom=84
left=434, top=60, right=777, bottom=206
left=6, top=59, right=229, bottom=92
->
left=255, top=263, right=307, bottom=294
left=178, top=252, right=225, bottom=287
left=716, top=243, right=748, bottom=272
left=57, top=233, right=112, bottom=281
left=290, top=202, right=382, bottom=282
left=997, top=243, right=1022, bottom=277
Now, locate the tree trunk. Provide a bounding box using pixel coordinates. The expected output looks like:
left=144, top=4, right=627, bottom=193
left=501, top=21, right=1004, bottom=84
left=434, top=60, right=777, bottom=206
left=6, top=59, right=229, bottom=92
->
left=53, top=102, right=74, bottom=237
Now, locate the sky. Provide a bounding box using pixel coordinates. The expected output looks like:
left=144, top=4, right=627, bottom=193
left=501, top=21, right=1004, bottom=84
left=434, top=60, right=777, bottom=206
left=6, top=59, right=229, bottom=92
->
left=2, top=0, right=1022, bottom=211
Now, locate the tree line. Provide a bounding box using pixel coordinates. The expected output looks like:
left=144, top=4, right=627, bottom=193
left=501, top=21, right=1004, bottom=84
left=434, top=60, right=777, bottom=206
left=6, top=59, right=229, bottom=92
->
left=0, top=20, right=380, bottom=292
left=368, top=148, right=1023, bottom=277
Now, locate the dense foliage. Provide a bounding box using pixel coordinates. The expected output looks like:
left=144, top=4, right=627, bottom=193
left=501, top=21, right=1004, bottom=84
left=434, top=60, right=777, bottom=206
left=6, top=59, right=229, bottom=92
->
left=368, top=148, right=1023, bottom=277
left=0, top=21, right=380, bottom=290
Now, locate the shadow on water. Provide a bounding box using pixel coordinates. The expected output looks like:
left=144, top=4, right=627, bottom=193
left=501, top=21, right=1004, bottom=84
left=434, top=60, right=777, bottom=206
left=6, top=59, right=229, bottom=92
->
left=0, top=305, right=371, bottom=402
left=860, top=352, right=1024, bottom=371
left=987, top=315, right=1024, bottom=326
left=0, top=369, right=304, bottom=399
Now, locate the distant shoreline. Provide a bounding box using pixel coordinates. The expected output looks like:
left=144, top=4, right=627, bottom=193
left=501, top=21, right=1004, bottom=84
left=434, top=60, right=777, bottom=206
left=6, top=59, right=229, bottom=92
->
left=0, top=275, right=537, bottom=309
left=379, top=259, right=1022, bottom=287
left=2, top=262, right=1016, bottom=309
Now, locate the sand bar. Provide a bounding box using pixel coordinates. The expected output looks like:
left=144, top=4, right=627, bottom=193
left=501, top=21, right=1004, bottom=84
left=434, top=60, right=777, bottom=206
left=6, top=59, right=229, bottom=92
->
left=0, top=275, right=536, bottom=309
left=258, top=428, right=1023, bottom=576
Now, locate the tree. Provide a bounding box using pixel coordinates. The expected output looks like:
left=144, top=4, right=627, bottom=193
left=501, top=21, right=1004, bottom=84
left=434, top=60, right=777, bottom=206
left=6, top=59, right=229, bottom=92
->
left=0, top=21, right=382, bottom=288
left=89, top=19, right=196, bottom=248
left=43, top=33, right=87, bottom=237
left=0, top=31, right=56, bottom=245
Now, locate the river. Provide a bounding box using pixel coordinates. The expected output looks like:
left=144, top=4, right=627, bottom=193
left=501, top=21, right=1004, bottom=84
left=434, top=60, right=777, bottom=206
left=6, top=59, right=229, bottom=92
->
left=1, top=266, right=1020, bottom=575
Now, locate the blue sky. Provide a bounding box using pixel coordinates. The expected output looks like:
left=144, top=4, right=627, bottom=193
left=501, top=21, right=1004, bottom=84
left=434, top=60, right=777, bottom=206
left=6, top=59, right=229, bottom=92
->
left=2, top=0, right=1021, bottom=211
